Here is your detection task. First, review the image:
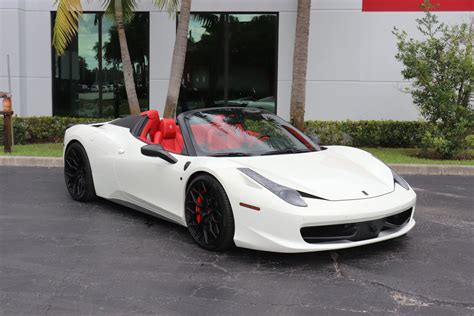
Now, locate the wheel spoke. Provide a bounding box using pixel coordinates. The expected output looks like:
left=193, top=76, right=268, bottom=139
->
left=67, top=154, right=76, bottom=168
left=213, top=208, right=222, bottom=218
left=208, top=223, right=217, bottom=239
left=191, top=187, right=204, bottom=200
left=189, top=190, right=203, bottom=207
left=69, top=150, right=81, bottom=168
left=185, top=206, right=197, bottom=215
left=203, top=228, right=209, bottom=244
left=76, top=177, right=82, bottom=196
left=65, top=158, right=77, bottom=171
left=210, top=213, right=220, bottom=223
left=73, top=179, right=78, bottom=196
left=64, top=170, right=75, bottom=177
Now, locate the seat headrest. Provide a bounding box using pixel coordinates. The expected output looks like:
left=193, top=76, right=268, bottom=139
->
left=160, top=118, right=176, bottom=139
left=141, top=110, right=160, bottom=120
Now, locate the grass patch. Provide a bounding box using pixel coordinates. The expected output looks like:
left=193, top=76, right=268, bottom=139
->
left=362, top=147, right=474, bottom=166
left=0, top=143, right=63, bottom=157
left=0, top=143, right=473, bottom=166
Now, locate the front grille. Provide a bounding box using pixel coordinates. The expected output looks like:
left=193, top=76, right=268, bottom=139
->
left=301, top=208, right=413, bottom=243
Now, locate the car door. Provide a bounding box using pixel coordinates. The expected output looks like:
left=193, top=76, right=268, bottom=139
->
left=113, top=136, right=187, bottom=225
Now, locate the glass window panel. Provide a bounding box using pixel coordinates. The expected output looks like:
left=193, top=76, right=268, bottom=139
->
left=228, top=14, right=277, bottom=113
left=52, top=12, right=149, bottom=118
left=178, top=13, right=278, bottom=115
left=102, top=13, right=150, bottom=117
left=178, top=13, right=224, bottom=114
left=77, top=14, right=100, bottom=117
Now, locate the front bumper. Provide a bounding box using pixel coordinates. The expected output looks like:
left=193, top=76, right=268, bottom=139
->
left=230, top=183, right=416, bottom=253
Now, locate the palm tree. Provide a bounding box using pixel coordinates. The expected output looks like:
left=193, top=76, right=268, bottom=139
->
left=163, top=0, right=191, bottom=118
left=52, top=0, right=179, bottom=115
left=470, top=18, right=474, bottom=107
left=290, top=0, right=311, bottom=131
left=112, top=0, right=140, bottom=114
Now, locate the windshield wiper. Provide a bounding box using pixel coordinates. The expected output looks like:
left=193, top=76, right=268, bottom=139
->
left=209, top=152, right=254, bottom=157
left=261, top=149, right=311, bottom=156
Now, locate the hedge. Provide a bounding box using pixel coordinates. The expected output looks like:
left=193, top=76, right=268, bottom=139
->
left=305, top=120, right=428, bottom=148
left=1, top=116, right=432, bottom=148
left=0, top=117, right=106, bottom=145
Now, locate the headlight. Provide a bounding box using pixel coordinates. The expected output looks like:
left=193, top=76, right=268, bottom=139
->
left=392, top=170, right=410, bottom=190
left=238, top=168, right=307, bottom=207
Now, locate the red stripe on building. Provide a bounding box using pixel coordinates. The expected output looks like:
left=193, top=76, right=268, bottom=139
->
left=362, top=0, right=474, bottom=12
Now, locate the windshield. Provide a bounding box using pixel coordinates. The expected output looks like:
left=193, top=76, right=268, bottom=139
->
left=183, top=108, right=317, bottom=156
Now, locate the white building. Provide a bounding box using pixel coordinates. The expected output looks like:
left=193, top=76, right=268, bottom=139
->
left=0, top=0, right=472, bottom=120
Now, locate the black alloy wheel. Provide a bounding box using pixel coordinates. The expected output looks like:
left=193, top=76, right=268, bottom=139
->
left=185, top=174, right=235, bottom=251
left=64, top=142, right=96, bottom=202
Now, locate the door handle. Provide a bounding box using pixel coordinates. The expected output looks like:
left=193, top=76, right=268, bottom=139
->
left=118, top=148, right=125, bottom=155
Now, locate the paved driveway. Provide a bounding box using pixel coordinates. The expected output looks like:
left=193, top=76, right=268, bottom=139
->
left=1, top=167, right=473, bottom=315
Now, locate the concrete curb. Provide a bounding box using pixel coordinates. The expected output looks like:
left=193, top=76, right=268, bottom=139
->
left=0, top=156, right=473, bottom=176
left=0, top=156, right=63, bottom=168
left=389, top=163, right=474, bottom=176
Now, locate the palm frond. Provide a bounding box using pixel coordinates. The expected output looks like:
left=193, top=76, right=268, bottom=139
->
left=52, top=0, right=83, bottom=56
left=104, top=0, right=137, bottom=22
left=193, top=13, right=219, bottom=29
left=153, top=0, right=180, bottom=15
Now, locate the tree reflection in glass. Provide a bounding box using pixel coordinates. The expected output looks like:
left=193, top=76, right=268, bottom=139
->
left=53, top=12, right=149, bottom=118
left=178, top=13, right=277, bottom=115
left=101, top=14, right=149, bottom=117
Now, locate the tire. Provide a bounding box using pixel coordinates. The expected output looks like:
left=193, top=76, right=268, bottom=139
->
left=64, top=142, right=96, bottom=202
left=185, top=174, right=235, bottom=251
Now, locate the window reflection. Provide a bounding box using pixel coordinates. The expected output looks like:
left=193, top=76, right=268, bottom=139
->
left=228, top=14, right=277, bottom=113
left=180, top=14, right=224, bottom=113
left=178, top=13, right=278, bottom=114
left=53, top=13, right=149, bottom=118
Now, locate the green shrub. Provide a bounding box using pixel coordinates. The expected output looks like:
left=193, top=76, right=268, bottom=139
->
left=466, top=135, right=474, bottom=149
left=0, top=116, right=106, bottom=145
left=305, top=120, right=428, bottom=148
left=393, top=2, right=474, bottom=158
left=1, top=116, right=467, bottom=149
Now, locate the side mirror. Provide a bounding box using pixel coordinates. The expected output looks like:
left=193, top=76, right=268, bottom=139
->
left=141, top=144, right=178, bottom=164
left=307, top=134, right=322, bottom=150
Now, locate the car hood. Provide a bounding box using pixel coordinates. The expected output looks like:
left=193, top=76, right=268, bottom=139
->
left=229, top=146, right=395, bottom=201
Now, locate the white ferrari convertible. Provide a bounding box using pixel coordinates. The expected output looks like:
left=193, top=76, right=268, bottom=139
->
left=63, top=107, right=416, bottom=253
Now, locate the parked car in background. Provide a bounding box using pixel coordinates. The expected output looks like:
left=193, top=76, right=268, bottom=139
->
left=246, top=96, right=275, bottom=112
left=77, top=84, right=89, bottom=93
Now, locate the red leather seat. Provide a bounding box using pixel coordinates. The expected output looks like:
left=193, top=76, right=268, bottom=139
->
left=139, top=110, right=160, bottom=143
left=154, top=118, right=184, bottom=154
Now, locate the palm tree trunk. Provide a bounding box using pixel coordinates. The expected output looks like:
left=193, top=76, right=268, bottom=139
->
left=115, top=0, right=140, bottom=115
left=163, top=0, right=192, bottom=118
left=470, top=18, right=473, bottom=108
left=290, top=0, right=311, bottom=131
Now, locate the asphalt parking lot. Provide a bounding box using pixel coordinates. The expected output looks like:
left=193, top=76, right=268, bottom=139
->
left=0, top=167, right=473, bottom=315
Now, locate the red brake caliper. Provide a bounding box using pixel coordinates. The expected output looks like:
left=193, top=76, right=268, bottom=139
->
left=196, top=195, right=203, bottom=223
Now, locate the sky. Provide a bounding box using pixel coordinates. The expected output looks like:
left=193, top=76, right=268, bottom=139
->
left=78, top=14, right=113, bottom=70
